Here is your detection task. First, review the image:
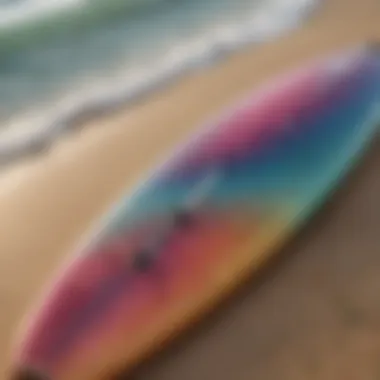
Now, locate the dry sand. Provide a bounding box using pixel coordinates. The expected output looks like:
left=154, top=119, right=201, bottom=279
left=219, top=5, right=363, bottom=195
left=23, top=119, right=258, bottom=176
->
left=0, top=0, right=379, bottom=378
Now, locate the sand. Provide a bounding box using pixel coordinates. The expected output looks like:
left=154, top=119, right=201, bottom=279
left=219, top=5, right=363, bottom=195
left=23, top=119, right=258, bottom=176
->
left=0, top=0, right=379, bottom=378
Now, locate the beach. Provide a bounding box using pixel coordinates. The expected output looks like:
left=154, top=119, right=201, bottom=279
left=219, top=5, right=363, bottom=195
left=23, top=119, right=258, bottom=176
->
left=0, top=0, right=380, bottom=378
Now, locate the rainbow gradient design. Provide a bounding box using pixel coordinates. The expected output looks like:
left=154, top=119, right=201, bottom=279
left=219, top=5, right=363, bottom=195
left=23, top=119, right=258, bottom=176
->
left=10, top=44, right=380, bottom=380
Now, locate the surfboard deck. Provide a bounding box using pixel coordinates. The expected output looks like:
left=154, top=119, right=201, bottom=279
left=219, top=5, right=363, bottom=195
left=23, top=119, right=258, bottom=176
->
left=9, top=43, right=380, bottom=380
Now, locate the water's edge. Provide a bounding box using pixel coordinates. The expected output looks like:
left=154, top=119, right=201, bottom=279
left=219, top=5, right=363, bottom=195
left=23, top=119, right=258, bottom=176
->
left=0, top=0, right=322, bottom=167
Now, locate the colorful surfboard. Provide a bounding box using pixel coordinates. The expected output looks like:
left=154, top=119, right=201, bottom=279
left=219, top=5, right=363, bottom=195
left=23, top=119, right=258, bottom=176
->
left=10, top=43, right=380, bottom=380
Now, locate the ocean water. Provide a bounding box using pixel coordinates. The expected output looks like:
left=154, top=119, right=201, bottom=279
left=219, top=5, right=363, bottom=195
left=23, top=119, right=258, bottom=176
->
left=0, top=0, right=321, bottom=164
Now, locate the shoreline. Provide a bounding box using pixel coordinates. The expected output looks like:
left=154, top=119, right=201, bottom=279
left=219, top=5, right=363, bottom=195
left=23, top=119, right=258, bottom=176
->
left=0, top=0, right=320, bottom=166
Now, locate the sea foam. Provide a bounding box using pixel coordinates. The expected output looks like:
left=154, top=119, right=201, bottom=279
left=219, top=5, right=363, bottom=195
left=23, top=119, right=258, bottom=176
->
left=0, top=0, right=322, bottom=165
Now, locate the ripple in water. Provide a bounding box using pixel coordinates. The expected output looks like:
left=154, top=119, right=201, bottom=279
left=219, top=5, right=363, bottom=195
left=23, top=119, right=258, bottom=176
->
left=0, top=0, right=322, bottom=165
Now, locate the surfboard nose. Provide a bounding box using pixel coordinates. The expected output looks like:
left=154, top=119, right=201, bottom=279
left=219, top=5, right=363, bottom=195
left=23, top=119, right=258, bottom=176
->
left=10, top=367, right=48, bottom=380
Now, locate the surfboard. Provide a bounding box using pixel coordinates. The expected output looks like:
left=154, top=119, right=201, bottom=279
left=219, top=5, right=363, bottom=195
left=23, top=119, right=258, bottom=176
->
left=10, top=43, right=380, bottom=380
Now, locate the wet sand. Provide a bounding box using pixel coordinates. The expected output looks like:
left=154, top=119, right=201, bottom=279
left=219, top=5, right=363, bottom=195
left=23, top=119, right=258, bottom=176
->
left=0, top=0, right=379, bottom=378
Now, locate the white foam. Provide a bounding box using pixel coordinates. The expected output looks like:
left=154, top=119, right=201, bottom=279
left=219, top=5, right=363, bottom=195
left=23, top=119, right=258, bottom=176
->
left=0, top=0, right=322, bottom=166
left=0, top=0, right=85, bottom=28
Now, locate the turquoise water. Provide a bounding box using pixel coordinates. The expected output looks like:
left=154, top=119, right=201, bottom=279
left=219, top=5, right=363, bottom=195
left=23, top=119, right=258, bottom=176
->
left=0, top=0, right=320, bottom=163
left=0, top=0, right=269, bottom=116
